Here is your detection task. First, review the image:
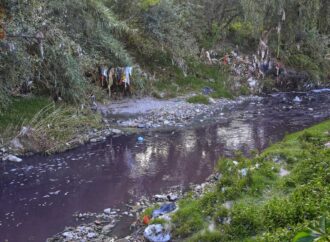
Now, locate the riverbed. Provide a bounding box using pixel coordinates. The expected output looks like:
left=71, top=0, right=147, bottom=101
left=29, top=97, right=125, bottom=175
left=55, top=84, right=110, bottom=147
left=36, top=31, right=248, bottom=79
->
left=0, top=90, right=330, bottom=242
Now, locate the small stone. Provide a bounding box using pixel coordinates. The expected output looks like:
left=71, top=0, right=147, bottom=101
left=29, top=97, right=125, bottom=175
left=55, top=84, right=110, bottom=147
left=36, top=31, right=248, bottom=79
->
left=111, top=129, right=122, bottom=135
left=62, top=231, right=75, bottom=239
left=293, top=96, right=302, bottom=102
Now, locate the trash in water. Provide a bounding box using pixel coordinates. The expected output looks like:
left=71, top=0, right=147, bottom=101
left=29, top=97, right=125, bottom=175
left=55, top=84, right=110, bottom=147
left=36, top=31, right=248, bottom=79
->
left=144, top=224, right=171, bottom=242
left=152, top=203, right=176, bottom=218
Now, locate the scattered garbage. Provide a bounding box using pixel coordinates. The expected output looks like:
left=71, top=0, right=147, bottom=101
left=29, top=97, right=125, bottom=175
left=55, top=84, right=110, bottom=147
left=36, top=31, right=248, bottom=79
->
left=152, top=203, right=176, bottom=218
left=103, top=208, right=111, bottom=214
left=239, top=168, right=248, bottom=177
left=143, top=215, right=151, bottom=225
left=154, top=194, right=167, bottom=201
left=167, top=194, right=178, bottom=202
left=311, top=88, right=330, bottom=93
left=279, top=167, right=290, bottom=177
left=247, top=77, right=258, bottom=89
left=144, top=224, right=171, bottom=242
left=137, top=136, right=144, bottom=142
left=154, top=194, right=178, bottom=202
left=202, top=87, right=214, bottom=95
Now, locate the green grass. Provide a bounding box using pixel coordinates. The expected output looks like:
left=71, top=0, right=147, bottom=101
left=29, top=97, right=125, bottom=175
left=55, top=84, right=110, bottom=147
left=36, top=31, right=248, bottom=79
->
left=153, top=62, right=233, bottom=99
left=0, top=96, right=51, bottom=137
left=0, top=95, right=102, bottom=154
left=187, top=95, right=210, bottom=105
left=169, top=120, right=330, bottom=241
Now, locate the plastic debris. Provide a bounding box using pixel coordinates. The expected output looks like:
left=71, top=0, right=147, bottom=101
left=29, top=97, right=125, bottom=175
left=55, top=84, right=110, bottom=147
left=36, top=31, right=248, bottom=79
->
left=103, top=208, right=111, bottom=214
left=167, top=194, right=178, bottom=202
left=137, top=136, right=144, bottom=142
left=152, top=203, right=176, bottom=218
left=240, top=168, right=248, bottom=177
left=143, top=215, right=151, bottom=225
left=144, top=224, right=171, bottom=242
left=202, top=87, right=214, bottom=95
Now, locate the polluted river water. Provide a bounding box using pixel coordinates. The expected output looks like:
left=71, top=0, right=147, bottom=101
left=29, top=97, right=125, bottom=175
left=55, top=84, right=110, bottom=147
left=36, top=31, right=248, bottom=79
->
left=0, top=90, right=330, bottom=242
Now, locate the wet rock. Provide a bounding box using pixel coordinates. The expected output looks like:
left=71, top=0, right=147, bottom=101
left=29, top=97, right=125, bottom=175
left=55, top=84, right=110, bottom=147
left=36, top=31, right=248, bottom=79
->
left=144, top=224, right=171, bottom=242
left=62, top=231, right=76, bottom=240
left=4, top=154, right=22, bottom=162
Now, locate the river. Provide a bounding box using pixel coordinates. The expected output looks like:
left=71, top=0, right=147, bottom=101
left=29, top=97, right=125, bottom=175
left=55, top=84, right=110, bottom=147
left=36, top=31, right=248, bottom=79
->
left=0, top=90, right=329, bottom=242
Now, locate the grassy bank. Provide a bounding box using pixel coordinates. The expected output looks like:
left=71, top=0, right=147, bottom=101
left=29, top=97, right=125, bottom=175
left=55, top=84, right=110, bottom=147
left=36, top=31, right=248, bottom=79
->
left=0, top=96, right=102, bottom=154
left=169, top=120, right=330, bottom=241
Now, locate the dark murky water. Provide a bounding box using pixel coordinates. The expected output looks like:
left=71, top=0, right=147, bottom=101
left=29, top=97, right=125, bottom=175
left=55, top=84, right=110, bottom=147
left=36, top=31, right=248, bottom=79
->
left=0, top=91, right=330, bottom=242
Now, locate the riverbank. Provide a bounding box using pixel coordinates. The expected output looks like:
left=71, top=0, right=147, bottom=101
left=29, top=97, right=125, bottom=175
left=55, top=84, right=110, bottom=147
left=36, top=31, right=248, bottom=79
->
left=0, top=93, right=262, bottom=162
left=46, top=119, right=330, bottom=242
left=3, top=88, right=329, bottom=163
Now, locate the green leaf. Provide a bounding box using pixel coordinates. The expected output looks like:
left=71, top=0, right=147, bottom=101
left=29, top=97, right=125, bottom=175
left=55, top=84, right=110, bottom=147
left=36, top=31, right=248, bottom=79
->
left=293, top=231, right=318, bottom=242
left=320, top=216, right=326, bottom=233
